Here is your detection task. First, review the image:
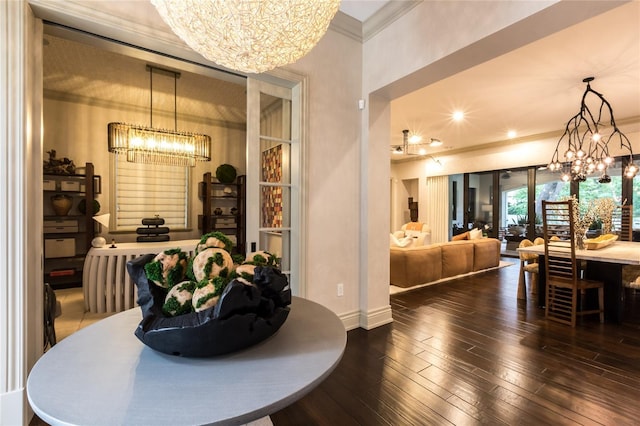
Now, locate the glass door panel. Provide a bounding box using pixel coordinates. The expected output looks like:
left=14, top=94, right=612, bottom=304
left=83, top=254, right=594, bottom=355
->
left=247, top=78, right=299, bottom=292
left=259, top=230, right=290, bottom=272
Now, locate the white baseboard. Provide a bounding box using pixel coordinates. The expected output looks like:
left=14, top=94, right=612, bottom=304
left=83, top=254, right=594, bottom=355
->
left=1, top=387, right=26, bottom=426
left=359, top=305, right=393, bottom=330
left=338, top=310, right=361, bottom=331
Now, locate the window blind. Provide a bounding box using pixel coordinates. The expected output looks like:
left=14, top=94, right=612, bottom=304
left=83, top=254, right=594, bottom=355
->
left=113, top=154, right=190, bottom=231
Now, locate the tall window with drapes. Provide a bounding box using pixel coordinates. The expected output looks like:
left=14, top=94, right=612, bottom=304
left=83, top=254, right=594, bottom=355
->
left=425, top=175, right=449, bottom=243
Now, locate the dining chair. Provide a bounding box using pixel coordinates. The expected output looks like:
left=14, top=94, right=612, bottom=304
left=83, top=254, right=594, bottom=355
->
left=517, top=238, right=544, bottom=300
left=612, top=204, right=633, bottom=241
left=43, top=283, right=58, bottom=349
left=542, top=200, right=604, bottom=327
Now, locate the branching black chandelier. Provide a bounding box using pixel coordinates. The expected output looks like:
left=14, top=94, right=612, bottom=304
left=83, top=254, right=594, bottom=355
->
left=548, top=77, right=637, bottom=183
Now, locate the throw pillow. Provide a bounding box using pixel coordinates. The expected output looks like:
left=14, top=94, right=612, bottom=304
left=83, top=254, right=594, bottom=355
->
left=405, top=222, right=424, bottom=232
left=412, top=232, right=427, bottom=246
left=405, top=229, right=422, bottom=238
left=469, top=228, right=483, bottom=240
left=392, top=230, right=406, bottom=239
left=390, top=233, right=413, bottom=248
left=452, top=231, right=469, bottom=241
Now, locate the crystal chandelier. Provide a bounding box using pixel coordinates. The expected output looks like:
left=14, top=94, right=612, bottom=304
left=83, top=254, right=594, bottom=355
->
left=151, top=0, right=341, bottom=74
left=548, top=77, right=637, bottom=183
left=108, top=66, right=211, bottom=167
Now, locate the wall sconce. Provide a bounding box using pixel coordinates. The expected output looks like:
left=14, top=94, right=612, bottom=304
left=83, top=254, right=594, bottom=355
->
left=108, top=65, right=211, bottom=167
left=547, top=77, right=637, bottom=183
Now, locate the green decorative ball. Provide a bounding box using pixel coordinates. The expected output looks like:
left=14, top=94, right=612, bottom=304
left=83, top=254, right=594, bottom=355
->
left=78, top=198, right=100, bottom=215
left=215, top=164, right=237, bottom=184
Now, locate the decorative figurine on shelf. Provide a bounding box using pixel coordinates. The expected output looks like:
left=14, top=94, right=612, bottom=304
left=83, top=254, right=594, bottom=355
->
left=230, top=207, right=238, bottom=216
left=43, top=150, right=76, bottom=175
left=136, top=216, right=170, bottom=242
left=214, top=207, right=223, bottom=216
left=78, top=199, right=100, bottom=215
left=91, top=237, right=107, bottom=248
left=50, top=194, right=73, bottom=216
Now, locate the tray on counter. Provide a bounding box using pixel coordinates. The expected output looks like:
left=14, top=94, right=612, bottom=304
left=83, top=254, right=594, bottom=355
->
left=584, top=234, right=618, bottom=250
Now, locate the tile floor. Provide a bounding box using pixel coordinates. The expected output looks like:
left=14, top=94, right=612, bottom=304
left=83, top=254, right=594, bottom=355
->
left=52, top=286, right=114, bottom=343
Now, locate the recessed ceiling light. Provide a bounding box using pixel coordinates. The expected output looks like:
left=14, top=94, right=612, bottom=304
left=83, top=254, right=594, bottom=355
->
left=452, top=110, right=464, bottom=121
left=507, top=130, right=517, bottom=139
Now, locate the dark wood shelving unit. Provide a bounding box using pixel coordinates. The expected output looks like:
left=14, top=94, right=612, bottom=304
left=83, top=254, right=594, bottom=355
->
left=43, top=162, right=100, bottom=288
left=199, top=172, right=246, bottom=255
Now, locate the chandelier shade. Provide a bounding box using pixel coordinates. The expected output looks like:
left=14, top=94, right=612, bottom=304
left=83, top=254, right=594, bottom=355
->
left=151, top=0, right=341, bottom=74
left=548, top=77, right=637, bottom=183
left=108, top=123, right=211, bottom=167
left=107, top=65, right=211, bottom=167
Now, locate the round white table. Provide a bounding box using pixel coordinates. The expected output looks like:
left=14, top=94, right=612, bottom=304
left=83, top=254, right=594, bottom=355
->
left=83, top=239, right=200, bottom=313
left=28, top=297, right=346, bottom=426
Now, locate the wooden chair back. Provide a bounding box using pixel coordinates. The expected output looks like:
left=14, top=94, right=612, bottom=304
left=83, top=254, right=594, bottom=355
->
left=541, top=199, right=604, bottom=326
left=542, top=200, right=578, bottom=286
left=612, top=204, right=633, bottom=241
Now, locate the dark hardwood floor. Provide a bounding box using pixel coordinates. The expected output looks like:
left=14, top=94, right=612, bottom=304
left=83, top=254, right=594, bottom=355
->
left=271, top=258, right=640, bottom=426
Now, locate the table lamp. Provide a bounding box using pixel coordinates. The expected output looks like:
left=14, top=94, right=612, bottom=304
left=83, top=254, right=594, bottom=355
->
left=92, top=213, right=115, bottom=248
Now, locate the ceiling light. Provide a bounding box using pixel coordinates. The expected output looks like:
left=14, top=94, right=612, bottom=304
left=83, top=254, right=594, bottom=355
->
left=507, top=130, right=517, bottom=139
left=391, top=130, right=444, bottom=156
left=548, top=77, right=636, bottom=182
left=151, top=0, right=340, bottom=74
left=408, top=134, right=422, bottom=144
left=108, top=66, right=211, bottom=167
left=452, top=110, right=464, bottom=121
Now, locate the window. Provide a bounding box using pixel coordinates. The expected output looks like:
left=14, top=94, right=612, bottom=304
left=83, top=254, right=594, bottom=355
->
left=111, top=154, right=190, bottom=232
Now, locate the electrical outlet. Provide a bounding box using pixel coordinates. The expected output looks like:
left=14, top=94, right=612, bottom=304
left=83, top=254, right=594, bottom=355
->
left=337, top=283, right=344, bottom=297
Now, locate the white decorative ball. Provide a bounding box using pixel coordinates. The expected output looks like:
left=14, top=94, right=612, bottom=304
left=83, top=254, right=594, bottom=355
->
left=91, top=237, right=106, bottom=248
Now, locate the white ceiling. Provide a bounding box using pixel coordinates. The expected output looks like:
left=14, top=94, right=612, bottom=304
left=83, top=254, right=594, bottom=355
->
left=40, top=1, right=640, bottom=163
left=339, top=0, right=389, bottom=22
left=388, top=1, right=640, bottom=160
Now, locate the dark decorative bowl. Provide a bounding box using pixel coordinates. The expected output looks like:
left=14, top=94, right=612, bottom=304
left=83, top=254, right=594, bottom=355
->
left=126, top=254, right=291, bottom=357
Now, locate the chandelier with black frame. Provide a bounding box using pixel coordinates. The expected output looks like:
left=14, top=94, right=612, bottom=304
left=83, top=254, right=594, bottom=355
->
left=547, top=77, right=638, bottom=183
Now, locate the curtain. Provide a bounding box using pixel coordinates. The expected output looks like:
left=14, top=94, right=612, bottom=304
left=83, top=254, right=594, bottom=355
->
left=425, top=176, right=449, bottom=243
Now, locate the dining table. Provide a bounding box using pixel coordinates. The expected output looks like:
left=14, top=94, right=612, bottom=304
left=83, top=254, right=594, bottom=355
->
left=27, top=296, right=347, bottom=426
left=517, top=240, right=640, bottom=322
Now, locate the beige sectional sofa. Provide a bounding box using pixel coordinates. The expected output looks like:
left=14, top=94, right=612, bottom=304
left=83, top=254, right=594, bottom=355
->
left=390, top=238, right=501, bottom=288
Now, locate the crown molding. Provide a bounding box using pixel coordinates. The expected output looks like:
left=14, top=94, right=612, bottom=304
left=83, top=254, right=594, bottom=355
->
left=29, top=0, right=246, bottom=80
left=363, top=0, right=423, bottom=42
left=330, top=1, right=423, bottom=43
left=330, top=11, right=363, bottom=42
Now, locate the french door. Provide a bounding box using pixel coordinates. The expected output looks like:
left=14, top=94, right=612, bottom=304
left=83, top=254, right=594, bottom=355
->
left=246, top=78, right=301, bottom=295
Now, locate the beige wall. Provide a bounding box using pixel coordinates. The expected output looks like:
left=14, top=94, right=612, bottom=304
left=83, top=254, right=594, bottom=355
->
left=288, top=29, right=364, bottom=317
left=6, top=2, right=635, bottom=424
left=43, top=96, right=246, bottom=243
